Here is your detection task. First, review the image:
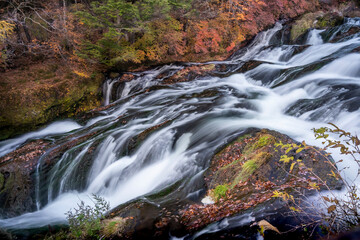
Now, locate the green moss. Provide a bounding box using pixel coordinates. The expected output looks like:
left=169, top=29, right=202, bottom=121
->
left=0, top=173, right=4, bottom=189
left=101, top=217, right=127, bottom=238
left=213, top=184, right=229, bottom=201
left=231, top=152, right=272, bottom=187
left=237, top=134, right=250, bottom=141
left=0, top=70, right=104, bottom=140
left=0, top=173, right=14, bottom=194
left=291, top=12, right=344, bottom=42
left=146, top=180, right=181, bottom=200
left=315, top=15, right=343, bottom=29
left=242, top=160, right=258, bottom=174
left=243, top=134, right=275, bottom=156
left=290, top=12, right=319, bottom=42
left=255, top=135, right=273, bottom=148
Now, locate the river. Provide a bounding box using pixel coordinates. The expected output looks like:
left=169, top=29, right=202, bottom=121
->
left=0, top=18, right=360, bottom=237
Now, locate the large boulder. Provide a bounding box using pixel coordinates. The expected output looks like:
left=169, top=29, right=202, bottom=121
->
left=180, top=129, right=343, bottom=234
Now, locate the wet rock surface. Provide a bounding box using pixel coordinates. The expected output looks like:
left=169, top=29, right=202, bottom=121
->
left=179, top=129, right=342, bottom=232
left=0, top=140, right=50, bottom=218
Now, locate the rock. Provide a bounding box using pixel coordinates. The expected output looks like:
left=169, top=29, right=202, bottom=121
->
left=180, top=129, right=343, bottom=231
left=0, top=128, right=104, bottom=217
left=290, top=11, right=344, bottom=43
left=101, top=216, right=134, bottom=239
left=330, top=26, right=360, bottom=43
left=127, top=120, right=172, bottom=153
left=0, top=140, right=50, bottom=217
left=109, top=72, right=120, bottom=79
left=0, top=228, right=12, bottom=240
left=161, top=64, right=216, bottom=84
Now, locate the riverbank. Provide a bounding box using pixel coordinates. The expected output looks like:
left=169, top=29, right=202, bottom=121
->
left=1, top=0, right=357, bottom=139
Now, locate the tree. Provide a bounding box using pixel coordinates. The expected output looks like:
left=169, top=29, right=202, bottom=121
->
left=0, top=20, right=15, bottom=68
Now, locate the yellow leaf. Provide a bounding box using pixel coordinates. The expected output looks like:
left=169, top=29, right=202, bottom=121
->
left=272, top=190, right=281, bottom=198
left=290, top=162, right=296, bottom=172
left=296, top=147, right=304, bottom=154
left=309, top=182, right=320, bottom=190
left=285, top=147, right=292, bottom=154
left=0, top=20, right=15, bottom=42
left=290, top=206, right=301, bottom=212
left=280, top=155, right=294, bottom=163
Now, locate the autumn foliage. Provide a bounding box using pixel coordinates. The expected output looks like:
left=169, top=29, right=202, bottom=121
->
left=0, top=0, right=333, bottom=71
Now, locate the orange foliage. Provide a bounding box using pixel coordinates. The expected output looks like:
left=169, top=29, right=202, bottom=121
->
left=192, top=21, right=222, bottom=54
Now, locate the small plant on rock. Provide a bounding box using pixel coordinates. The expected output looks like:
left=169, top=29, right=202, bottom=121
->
left=212, top=184, right=229, bottom=201
left=66, top=194, right=110, bottom=239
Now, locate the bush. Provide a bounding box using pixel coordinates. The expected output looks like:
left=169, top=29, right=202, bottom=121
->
left=66, top=194, right=110, bottom=239
left=273, top=123, right=360, bottom=236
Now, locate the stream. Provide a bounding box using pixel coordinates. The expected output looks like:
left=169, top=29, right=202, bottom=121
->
left=0, top=18, right=360, bottom=237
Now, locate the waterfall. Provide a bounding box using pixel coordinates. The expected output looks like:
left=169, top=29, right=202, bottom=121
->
left=307, top=29, right=325, bottom=45
left=1, top=19, right=360, bottom=231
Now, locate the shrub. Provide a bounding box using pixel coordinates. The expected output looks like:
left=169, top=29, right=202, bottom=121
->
left=272, top=123, right=360, bottom=236
left=66, top=194, right=110, bottom=239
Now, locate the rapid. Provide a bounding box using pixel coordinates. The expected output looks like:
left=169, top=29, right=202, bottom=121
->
left=0, top=18, right=360, bottom=235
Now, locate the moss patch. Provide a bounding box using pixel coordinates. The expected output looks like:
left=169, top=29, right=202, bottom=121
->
left=212, top=184, right=229, bottom=201
left=0, top=59, right=104, bottom=140
left=231, top=152, right=273, bottom=188
left=291, top=13, right=316, bottom=41
left=101, top=217, right=128, bottom=238
left=290, top=11, right=344, bottom=42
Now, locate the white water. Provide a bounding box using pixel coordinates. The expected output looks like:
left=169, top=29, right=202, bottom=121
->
left=0, top=121, right=81, bottom=157
left=307, top=29, right=325, bottom=45
left=1, top=21, right=360, bottom=232
left=103, top=79, right=116, bottom=105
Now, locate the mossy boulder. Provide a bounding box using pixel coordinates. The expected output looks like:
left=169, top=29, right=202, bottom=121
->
left=181, top=129, right=343, bottom=231
left=290, top=12, right=344, bottom=42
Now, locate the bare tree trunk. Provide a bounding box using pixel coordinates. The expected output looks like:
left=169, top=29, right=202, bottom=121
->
left=22, top=24, right=32, bottom=43
left=63, top=0, right=67, bottom=32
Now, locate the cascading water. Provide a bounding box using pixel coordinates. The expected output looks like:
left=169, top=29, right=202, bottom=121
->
left=0, top=19, right=360, bottom=237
